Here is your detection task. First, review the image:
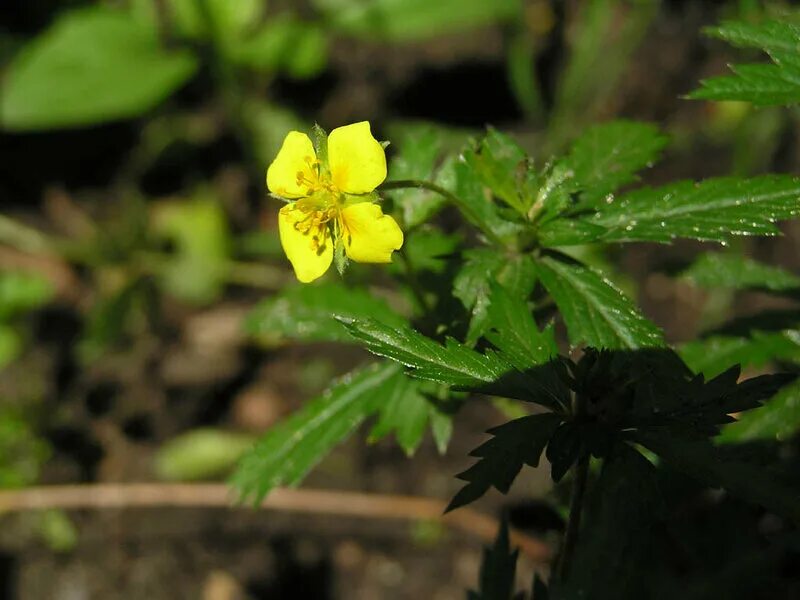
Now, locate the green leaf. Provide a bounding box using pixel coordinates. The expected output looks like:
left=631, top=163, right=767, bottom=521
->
left=155, top=428, right=256, bottom=481
left=690, top=20, right=800, bottom=106
left=0, top=7, right=197, bottom=130
left=484, top=284, right=557, bottom=370
left=152, top=196, right=231, bottom=305
left=560, top=120, right=668, bottom=210
left=679, top=331, right=800, bottom=379
left=452, top=159, right=524, bottom=244
left=233, top=363, right=401, bottom=503
left=589, top=176, right=800, bottom=243
left=719, top=379, right=800, bottom=443
left=554, top=443, right=662, bottom=600
left=386, top=125, right=446, bottom=227
left=463, top=129, right=531, bottom=215
left=536, top=255, right=664, bottom=349
left=397, top=229, right=461, bottom=274
left=682, top=252, right=800, bottom=292
left=0, top=324, right=22, bottom=369
left=634, top=429, right=800, bottom=524
left=167, top=0, right=264, bottom=41
left=454, top=249, right=537, bottom=344
left=468, top=519, right=520, bottom=600
left=368, top=375, right=433, bottom=456
left=0, top=272, right=53, bottom=321
left=245, top=282, right=406, bottom=344
left=312, top=0, right=521, bottom=42
left=449, top=413, right=562, bottom=511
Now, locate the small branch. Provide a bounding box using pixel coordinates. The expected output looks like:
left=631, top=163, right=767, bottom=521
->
left=379, top=179, right=506, bottom=247
left=0, top=484, right=552, bottom=563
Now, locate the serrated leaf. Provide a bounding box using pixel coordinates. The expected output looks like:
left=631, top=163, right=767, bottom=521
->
left=452, top=159, right=523, bottom=244
left=368, top=375, right=431, bottom=456
left=467, top=519, right=520, bottom=600
left=589, top=176, right=800, bottom=243
left=232, top=363, right=401, bottom=504
left=484, top=284, right=557, bottom=370
left=245, top=282, right=406, bottom=343
left=690, top=20, right=800, bottom=106
left=463, top=128, right=531, bottom=215
left=536, top=255, right=664, bottom=349
left=449, top=413, right=562, bottom=511
left=454, top=249, right=538, bottom=344
left=634, top=429, right=800, bottom=523
left=682, top=252, right=800, bottom=292
left=340, top=317, right=567, bottom=408
left=679, top=331, right=800, bottom=378
left=561, top=120, right=668, bottom=210
left=719, top=379, right=800, bottom=443
left=0, top=7, right=197, bottom=130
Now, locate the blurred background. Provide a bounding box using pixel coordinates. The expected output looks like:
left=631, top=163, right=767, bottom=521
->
left=1, top=0, right=800, bottom=598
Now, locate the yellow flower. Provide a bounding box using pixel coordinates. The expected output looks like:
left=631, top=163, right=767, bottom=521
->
left=267, top=121, right=404, bottom=283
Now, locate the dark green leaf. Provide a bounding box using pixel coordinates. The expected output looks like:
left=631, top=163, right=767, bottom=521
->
left=468, top=518, right=520, bottom=600
left=634, top=429, right=800, bottom=523
left=561, top=120, right=667, bottom=210
left=484, top=284, right=557, bottom=370
left=232, top=363, right=401, bottom=504
left=589, top=176, right=800, bottom=243
left=245, top=282, right=406, bottom=343
left=454, top=249, right=538, bottom=344
left=0, top=7, right=197, bottom=130
left=536, top=255, right=665, bottom=349
left=719, top=379, right=800, bottom=443
left=679, top=331, right=800, bottom=378
left=689, top=20, right=800, bottom=106
left=545, top=422, right=583, bottom=482
left=554, top=443, right=662, bottom=600
left=682, top=252, right=800, bottom=292
left=448, top=413, right=562, bottom=511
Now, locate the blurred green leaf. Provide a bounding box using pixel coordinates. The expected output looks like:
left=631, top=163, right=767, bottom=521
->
left=152, top=196, right=231, bottom=305
left=0, top=6, right=197, bottom=130
left=719, top=379, right=800, bottom=443
left=168, top=0, right=263, bottom=42
left=37, top=510, right=78, bottom=553
left=680, top=331, right=800, bottom=378
left=454, top=249, right=537, bottom=344
left=245, top=281, right=406, bottom=344
left=397, top=229, right=461, bottom=274
left=448, top=413, right=561, bottom=511
left=233, top=362, right=402, bottom=503
left=0, top=407, right=49, bottom=488
left=589, top=176, right=800, bottom=244
left=312, top=0, right=521, bottom=42
left=690, top=20, right=800, bottom=106
left=468, top=519, right=520, bottom=600
left=560, top=120, right=668, bottom=211
left=537, top=254, right=664, bottom=349
left=0, top=325, right=22, bottom=369
left=232, top=16, right=328, bottom=78
left=244, top=101, right=306, bottom=166
left=155, top=428, right=256, bottom=481
left=682, top=252, right=800, bottom=292
left=0, top=272, right=54, bottom=321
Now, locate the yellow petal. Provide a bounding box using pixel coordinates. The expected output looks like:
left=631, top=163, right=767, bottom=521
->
left=328, top=122, right=387, bottom=194
left=267, top=132, right=317, bottom=199
left=278, top=205, right=333, bottom=282
left=340, top=202, right=403, bottom=263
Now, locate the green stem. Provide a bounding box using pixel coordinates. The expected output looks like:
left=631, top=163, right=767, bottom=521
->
left=379, top=179, right=506, bottom=247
